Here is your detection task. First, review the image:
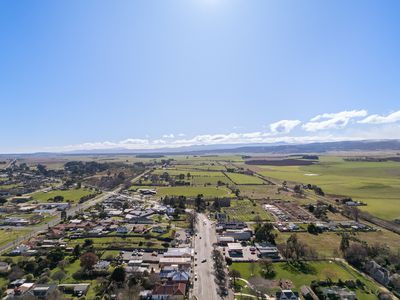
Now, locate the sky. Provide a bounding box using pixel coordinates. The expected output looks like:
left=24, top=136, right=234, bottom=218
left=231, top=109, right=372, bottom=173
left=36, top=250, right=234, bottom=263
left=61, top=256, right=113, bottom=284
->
left=1, top=0, right=400, bottom=153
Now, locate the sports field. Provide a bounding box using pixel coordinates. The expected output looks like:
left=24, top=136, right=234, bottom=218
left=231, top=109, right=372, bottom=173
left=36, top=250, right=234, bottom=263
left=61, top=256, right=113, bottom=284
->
left=250, top=156, right=400, bottom=221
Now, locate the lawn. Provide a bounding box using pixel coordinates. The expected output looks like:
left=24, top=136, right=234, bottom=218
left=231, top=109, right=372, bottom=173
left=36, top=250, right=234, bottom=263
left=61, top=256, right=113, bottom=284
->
left=231, top=261, right=381, bottom=299
left=251, top=156, right=400, bottom=221
left=222, top=199, right=272, bottom=222
left=156, top=186, right=234, bottom=198
left=225, top=172, right=265, bottom=185
left=31, top=188, right=95, bottom=204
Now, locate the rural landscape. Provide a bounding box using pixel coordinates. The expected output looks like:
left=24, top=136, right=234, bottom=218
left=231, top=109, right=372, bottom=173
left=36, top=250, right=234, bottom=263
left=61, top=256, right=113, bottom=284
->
left=2, top=0, right=400, bottom=299
left=0, top=143, right=399, bottom=299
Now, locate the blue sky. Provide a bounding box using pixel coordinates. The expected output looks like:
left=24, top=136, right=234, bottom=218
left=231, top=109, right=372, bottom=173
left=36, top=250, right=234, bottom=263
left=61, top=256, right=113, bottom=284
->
left=1, top=0, right=400, bottom=153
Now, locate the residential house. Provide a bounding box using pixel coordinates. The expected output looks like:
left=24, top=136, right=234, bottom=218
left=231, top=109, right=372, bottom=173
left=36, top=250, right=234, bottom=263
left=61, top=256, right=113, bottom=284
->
left=276, top=289, right=299, bottom=300
left=321, top=286, right=356, bottom=300
left=151, top=282, right=186, bottom=300
left=365, top=260, right=391, bottom=285
left=255, top=242, right=280, bottom=259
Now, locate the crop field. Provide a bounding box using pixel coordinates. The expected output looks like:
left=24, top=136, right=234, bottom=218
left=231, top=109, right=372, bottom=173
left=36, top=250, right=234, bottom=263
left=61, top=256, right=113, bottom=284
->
left=31, top=188, right=95, bottom=203
left=224, top=172, right=265, bottom=185
left=249, top=156, right=400, bottom=221
left=231, top=261, right=380, bottom=299
left=156, top=186, right=234, bottom=198
left=222, top=199, right=272, bottom=221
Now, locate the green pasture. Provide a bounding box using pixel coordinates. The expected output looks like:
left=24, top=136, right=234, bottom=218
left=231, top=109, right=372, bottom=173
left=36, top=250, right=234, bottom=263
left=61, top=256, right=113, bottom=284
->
left=225, top=172, right=265, bottom=185
left=275, top=230, right=400, bottom=258
left=0, top=228, right=32, bottom=250
left=31, top=188, right=95, bottom=204
left=253, top=157, right=400, bottom=220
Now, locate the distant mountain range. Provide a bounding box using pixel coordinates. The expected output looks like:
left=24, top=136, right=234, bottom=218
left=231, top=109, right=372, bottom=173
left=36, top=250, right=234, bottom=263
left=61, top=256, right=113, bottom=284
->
left=2, top=139, right=400, bottom=157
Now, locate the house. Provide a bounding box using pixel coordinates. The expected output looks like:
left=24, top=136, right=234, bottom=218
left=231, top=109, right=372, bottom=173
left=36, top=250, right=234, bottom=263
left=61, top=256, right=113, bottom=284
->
left=170, top=271, right=190, bottom=283
left=227, top=243, right=243, bottom=257
left=133, top=224, right=146, bottom=233
left=365, top=260, right=391, bottom=285
left=276, top=289, right=299, bottom=300
left=216, top=221, right=247, bottom=231
left=138, top=189, right=157, bottom=195
left=217, top=236, right=235, bottom=246
left=223, top=229, right=252, bottom=241
left=255, top=242, right=280, bottom=259
left=153, top=226, right=167, bottom=234
left=27, top=284, right=57, bottom=299
left=151, top=282, right=186, bottom=300
left=58, top=283, right=90, bottom=297
left=10, top=196, right=32, bottom=203
left=160, top=269, right=190, bottom=283
left=159, top=257, right=191, bottom=268
left=12, top=282, right=35, bottom=297
left=94, top=260, right=110, bottom=271
left=0, top=262, right=10, bottom=274
left=321, top=286, right=356, bottom=300
left=117, top=226, right=129, bottom=234
left=8, top=279, right=26, bottom=288
left=163, top=247, right=193, bottom=258
left=2, top=217, right=29, bottom=226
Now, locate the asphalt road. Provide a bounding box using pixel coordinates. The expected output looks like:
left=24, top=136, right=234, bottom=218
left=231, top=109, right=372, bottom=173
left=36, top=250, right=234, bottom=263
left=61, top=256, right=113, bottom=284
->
left=193, top=213, right=221, bottom=300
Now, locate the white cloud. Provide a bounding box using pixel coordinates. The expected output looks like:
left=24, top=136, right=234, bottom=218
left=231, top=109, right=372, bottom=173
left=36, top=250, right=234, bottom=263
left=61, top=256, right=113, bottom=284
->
left=302, top=110, right=368, bottom=132
left=358, top=110, right=400, bottom=124
left=270, top=119, right=301, bottom=134
left=36, top=108, right=400, bottom=154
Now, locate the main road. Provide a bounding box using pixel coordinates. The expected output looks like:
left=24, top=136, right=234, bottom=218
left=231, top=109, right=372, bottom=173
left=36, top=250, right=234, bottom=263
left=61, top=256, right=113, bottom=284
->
left=193, top=213, right=222, bottom=300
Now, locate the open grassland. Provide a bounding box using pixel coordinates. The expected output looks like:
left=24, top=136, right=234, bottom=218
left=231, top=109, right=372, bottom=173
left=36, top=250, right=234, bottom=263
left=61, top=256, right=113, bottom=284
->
left=156, top=186, right=234, bottom=198
left=169, top=155, right=244, bottom=163
left=250, top=156, right=400, bottom=221
left=276, top=230, right=400, bottom=258
left=172, top=164, right=227, bottom=171
left=0, top=228, right=32, bottom=249
left=31, top=188, right=95, bottom=203
left=231, top=261, right=381, bottom=299
left=224, top=172, right=265, bottom=185
left=151, top=169, right=233, bottom=186
left=222, top=199, right=272, bottom=221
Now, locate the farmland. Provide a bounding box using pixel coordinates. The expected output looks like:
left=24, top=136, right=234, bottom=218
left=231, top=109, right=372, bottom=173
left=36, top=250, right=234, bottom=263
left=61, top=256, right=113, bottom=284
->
left=224, top=172, right=265, bottom=185
left=249, top=156, right=400, bottom=221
